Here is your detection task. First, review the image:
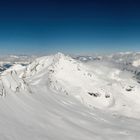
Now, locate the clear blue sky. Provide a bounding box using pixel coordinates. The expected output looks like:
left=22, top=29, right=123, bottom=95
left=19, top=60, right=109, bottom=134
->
left=0, top=0, right=140, bottom=54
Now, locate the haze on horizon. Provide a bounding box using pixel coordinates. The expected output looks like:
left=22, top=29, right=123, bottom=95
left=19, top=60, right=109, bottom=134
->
left=0, top=0, right=140, bottom=55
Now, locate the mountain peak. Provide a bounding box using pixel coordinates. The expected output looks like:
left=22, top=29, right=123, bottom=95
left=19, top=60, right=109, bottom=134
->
left=54, top=52, right=68, bottom=60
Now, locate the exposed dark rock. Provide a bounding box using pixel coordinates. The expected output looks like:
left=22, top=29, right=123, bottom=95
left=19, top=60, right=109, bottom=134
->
left=88, top=92, right=100, bottom=97
left=105, top=94, right=110, bottom=98
left=126, top=88, right=132, bottom=91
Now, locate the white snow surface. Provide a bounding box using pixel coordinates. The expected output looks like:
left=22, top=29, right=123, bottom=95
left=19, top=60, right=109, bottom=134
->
left=0, top=52, right=140, bottom=139
left=132, top=59, right=140, bottom=67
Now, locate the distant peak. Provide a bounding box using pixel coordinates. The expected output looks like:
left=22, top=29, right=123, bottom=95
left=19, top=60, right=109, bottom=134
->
left=53, top=52, right=69, bottom=60
left=55, top=52, right=65, bottom=57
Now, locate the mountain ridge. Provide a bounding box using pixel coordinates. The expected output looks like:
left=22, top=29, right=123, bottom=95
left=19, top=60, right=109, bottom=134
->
left=0, top=53, right=140, bottom=118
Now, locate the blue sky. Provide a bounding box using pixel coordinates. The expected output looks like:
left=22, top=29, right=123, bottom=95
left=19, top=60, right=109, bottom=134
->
left=0, top=0, right=140, bottom=54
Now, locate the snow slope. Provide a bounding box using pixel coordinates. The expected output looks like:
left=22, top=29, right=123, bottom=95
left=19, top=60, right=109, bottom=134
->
left=0, top=53, right=140, bottom=139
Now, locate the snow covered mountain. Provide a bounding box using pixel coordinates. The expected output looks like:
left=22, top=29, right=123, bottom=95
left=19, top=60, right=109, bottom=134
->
left=0, top=55, right=36, bottom=74
left=1, top=52, right=140, bottom=140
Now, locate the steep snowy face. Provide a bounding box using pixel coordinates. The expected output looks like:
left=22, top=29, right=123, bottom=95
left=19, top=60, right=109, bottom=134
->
left=19, top=53, right=139, bottom=112
left=24, top=53, right=140, bottom=117
left=47, top=54, right=113, bottom=108
left=0, top=64, right=31, bottom=96
left=0, top=53, right=67, bottom=96
left=1, top=53, right=140, bottom=117
left=23, top=53, right=66, bottom=78
left=48, top=54, right=140, bottom=117
left=22, top=53, right=112, bottom=108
